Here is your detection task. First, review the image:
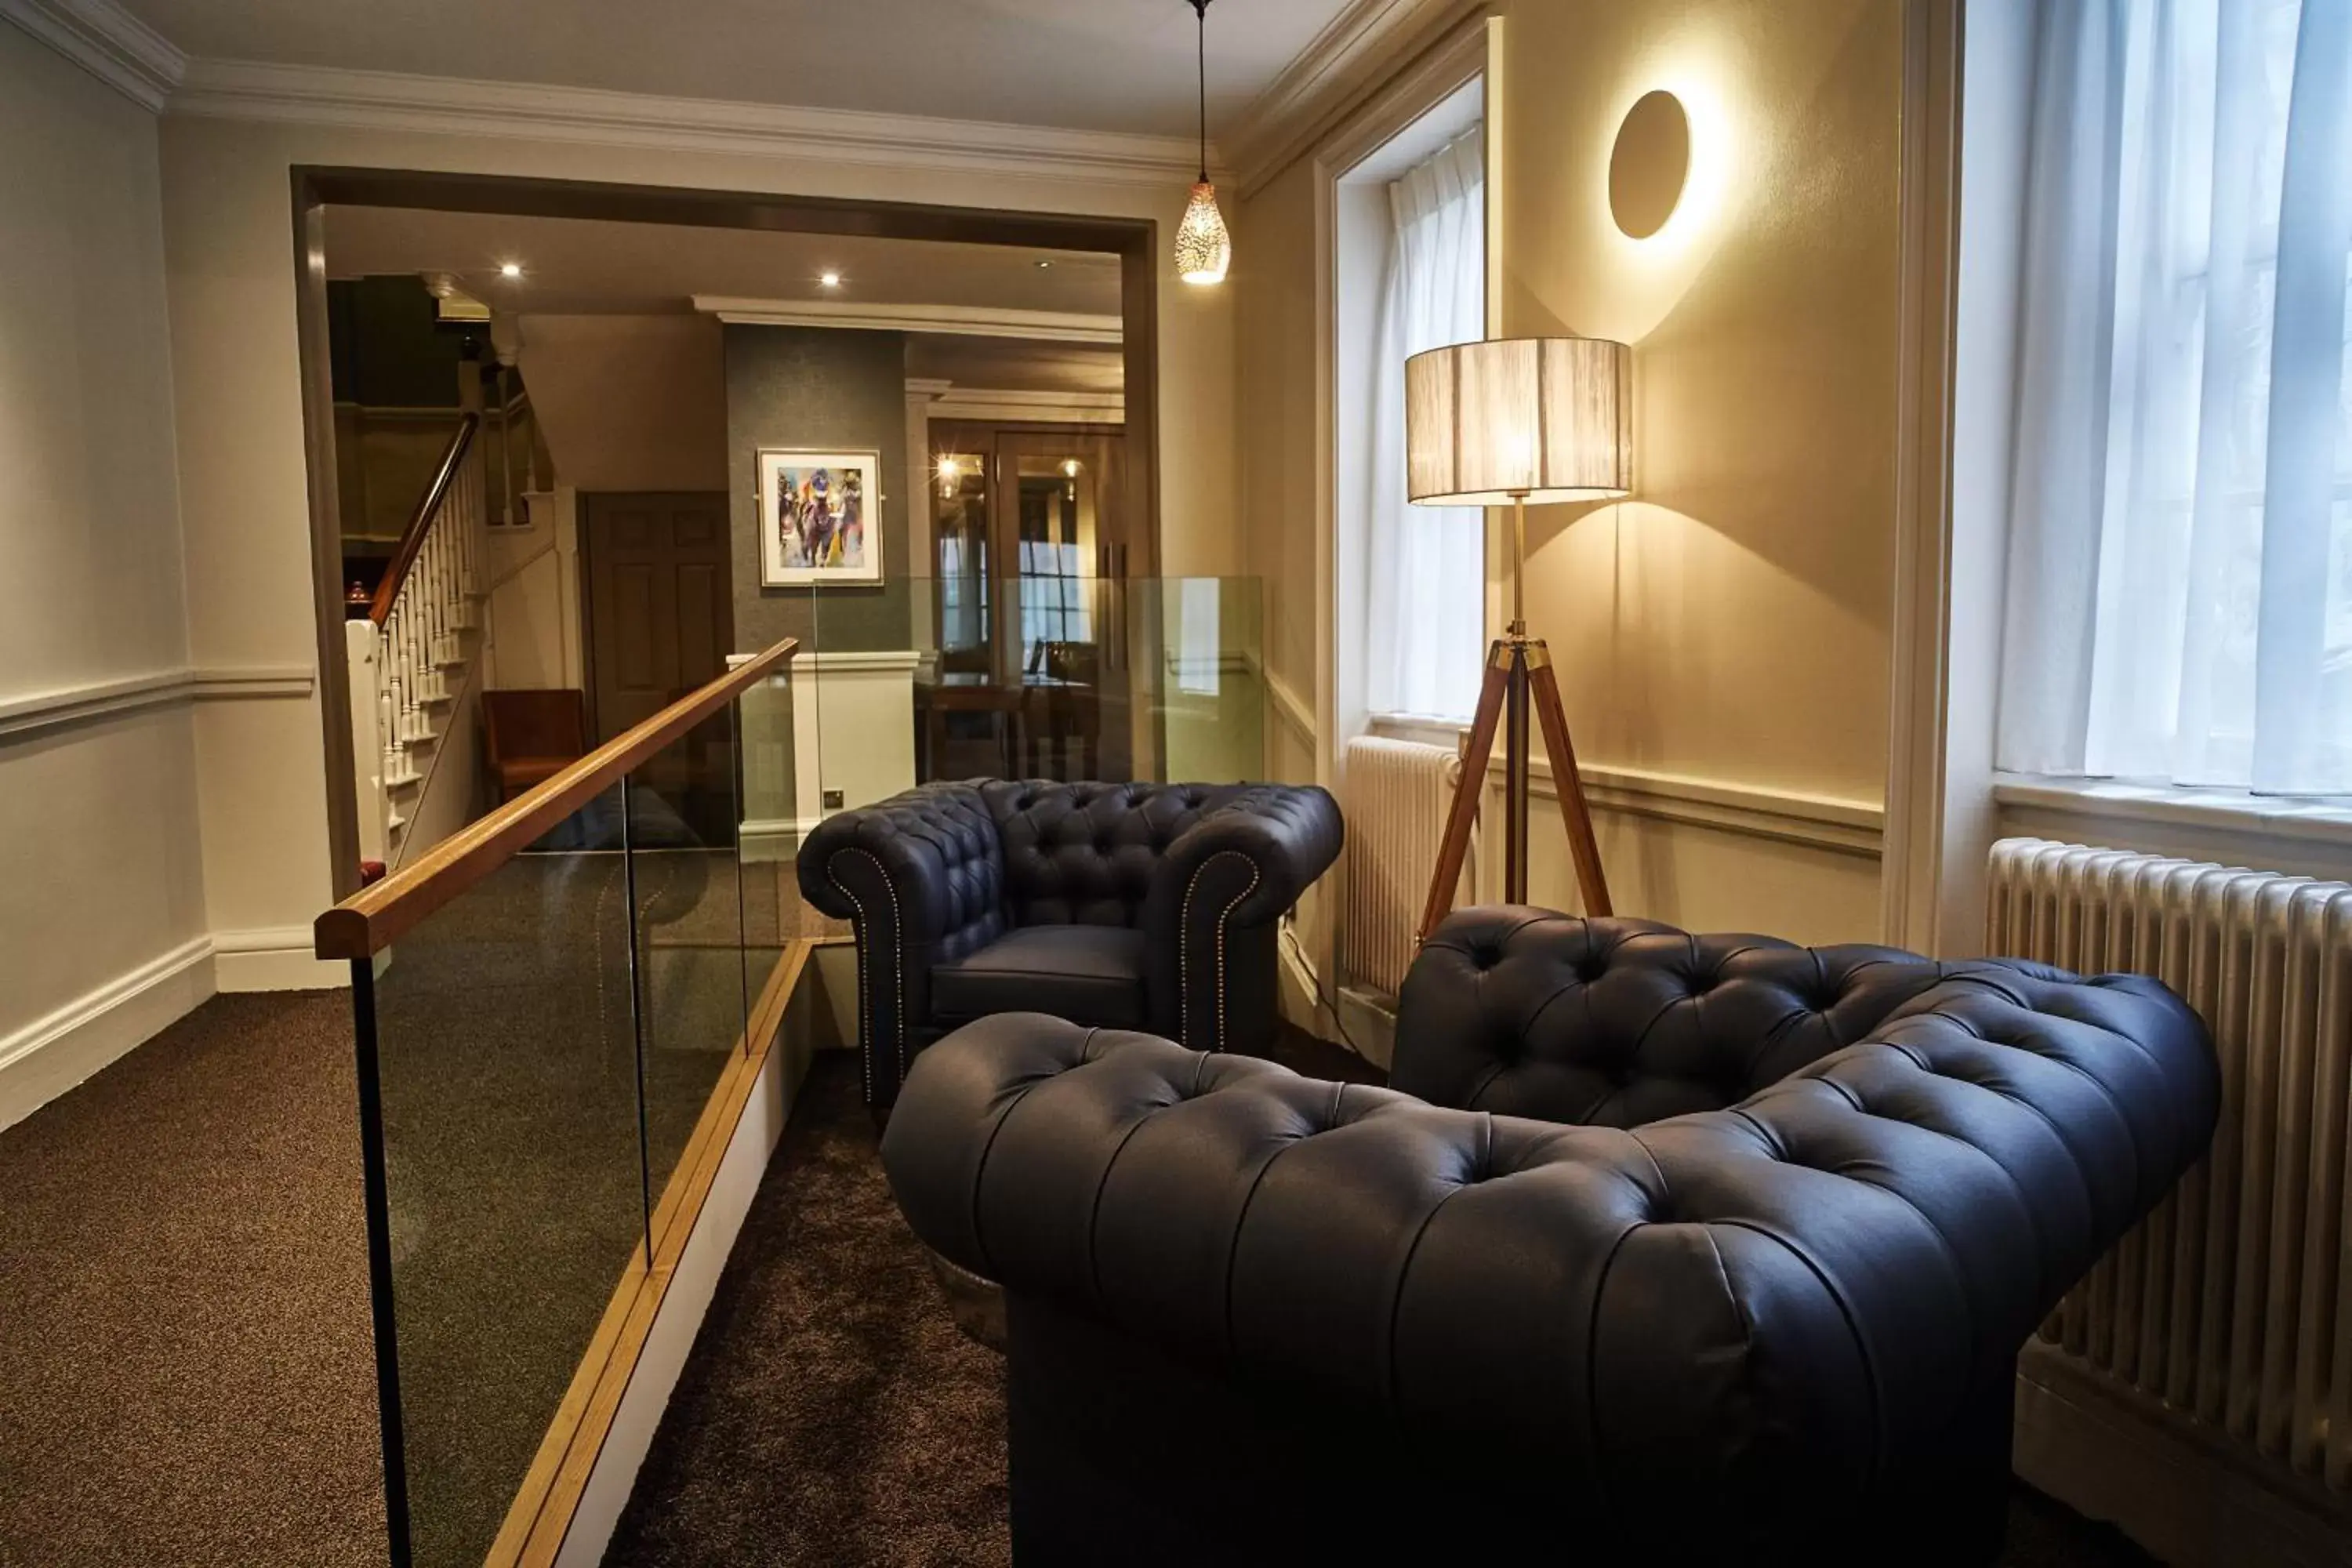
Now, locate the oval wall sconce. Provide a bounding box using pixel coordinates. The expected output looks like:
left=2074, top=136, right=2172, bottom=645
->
left=1609, top=90, right=1691, bottom=239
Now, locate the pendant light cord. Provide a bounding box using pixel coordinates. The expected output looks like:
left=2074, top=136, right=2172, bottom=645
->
left=1192, top=0, right=1209, bottom=181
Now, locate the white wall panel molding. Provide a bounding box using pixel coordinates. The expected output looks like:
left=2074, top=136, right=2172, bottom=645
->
left=0, top=936, right=212, bottom=1133
left=187, top=664, right=318, bottom=700
left=170, top=58, right=1214, bottom=187
left=0, top=670, right=191, bottom=739
left=1879, top=0, right=1968, bottom=952
left=1266, top=668, right=1316, bottom=746
left=0, top=665, right=317, bottom=742
left=1486, top=756, right=1886, bottom=857
left=797, top=649, right=924, bottom=674
left=0, top=0, right=183, bottom=111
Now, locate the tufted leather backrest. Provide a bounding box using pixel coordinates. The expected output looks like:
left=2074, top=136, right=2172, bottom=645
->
left=798, top=782, right=1011, bottom=961
left=1395, top=907, right=1962, bottom=1125
left=981, top=780, right=1247, bottom=928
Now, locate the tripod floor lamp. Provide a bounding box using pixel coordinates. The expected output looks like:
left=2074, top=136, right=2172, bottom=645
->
left=1406, top=335, right=1632, bottom=941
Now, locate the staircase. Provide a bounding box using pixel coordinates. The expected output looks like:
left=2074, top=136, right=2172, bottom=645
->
left=346, top=413, right=488, bottom=870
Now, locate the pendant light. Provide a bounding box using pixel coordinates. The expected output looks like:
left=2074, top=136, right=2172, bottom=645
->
left=1174, top=0, right=1231, bottom=285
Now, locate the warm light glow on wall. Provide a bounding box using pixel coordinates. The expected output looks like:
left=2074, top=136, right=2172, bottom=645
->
left=1604, top=59, right=1738, bottom=259
left=1587, top=42, right=1746, bottom=345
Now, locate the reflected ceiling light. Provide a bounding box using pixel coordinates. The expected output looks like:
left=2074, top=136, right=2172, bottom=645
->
left=1609, top=91, right=1691, bottom=239
left=820, top=270, right=842, bottom=288
left=1174, top=0, right=1231, bottom=285
left=499, top=261, right=523, bottom=279
left=1036, top=259, right=1054, bottom=270
left=936, top=454, right=962, bottom=496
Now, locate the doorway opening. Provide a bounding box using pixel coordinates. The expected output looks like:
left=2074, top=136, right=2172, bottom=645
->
left=296, top=170, right=1166, bottom=899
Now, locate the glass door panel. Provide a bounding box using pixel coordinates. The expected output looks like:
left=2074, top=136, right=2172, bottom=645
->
left=996, top=431, right=1128, bottom=780
left=931, top=447, right=992, bottom=679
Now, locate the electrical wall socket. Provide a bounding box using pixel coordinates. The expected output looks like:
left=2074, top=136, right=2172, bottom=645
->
left=822, top=789, right=844, bottom=809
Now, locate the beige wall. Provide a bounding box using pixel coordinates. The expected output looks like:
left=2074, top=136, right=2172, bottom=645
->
left=517, top=313, right=728, bottom=492
left=155, top=112, right=1241, bottom=949
left=1237, top=0, right=1899, bottom=953
left=0, top=25, right=211, bottom=1122
left=1503, top=0, right=1899, bottom=807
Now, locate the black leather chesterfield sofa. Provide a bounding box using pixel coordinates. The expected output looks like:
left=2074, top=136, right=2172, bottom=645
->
left=797, top=779, right=1341, bottom=1111
left=880, top=906, right=2220, bottom=1566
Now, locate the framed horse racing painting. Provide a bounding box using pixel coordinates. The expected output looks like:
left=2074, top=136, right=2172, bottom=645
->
left=757, top=448, right=883, bottom=586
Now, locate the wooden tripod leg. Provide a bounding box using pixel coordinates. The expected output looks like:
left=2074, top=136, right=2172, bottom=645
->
left=1417, top=645, right=1509, bottom=944
left=1526, top=654, right=1613, bottom=917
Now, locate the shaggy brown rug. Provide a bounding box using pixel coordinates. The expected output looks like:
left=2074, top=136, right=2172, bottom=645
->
left=608, top=1051, right=1011, bottom=1567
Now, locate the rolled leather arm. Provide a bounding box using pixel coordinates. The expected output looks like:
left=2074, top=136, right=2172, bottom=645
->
left=1141, top=784, right=1341, bottom=1049
left=882, top=986, right=2216, bottom=1515
left=797, top=783, right=1009, bottom=1105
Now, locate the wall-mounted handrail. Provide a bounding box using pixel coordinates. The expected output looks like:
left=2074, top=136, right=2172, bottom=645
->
left=370, top=412, right=481, bottom=625
left=315, top=635, right=798, bottom=960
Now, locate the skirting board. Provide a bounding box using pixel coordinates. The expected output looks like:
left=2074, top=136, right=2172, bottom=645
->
left=2013, top=1342, right=2352, bottom=1568
left=0, top=927, right=351, bottom=1132
left=1275, top=920, right=1394, bottom=1069
left=550, top=985, right=812, bottom=1566
left=0, top=936, right=215, bottom=1133
left=212, top=924, right=349, bottom=993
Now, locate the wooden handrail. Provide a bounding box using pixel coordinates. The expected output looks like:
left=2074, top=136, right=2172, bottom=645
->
left=369, top=412, right=481, bottom=625
left=314, top=636, right=799, bottom=960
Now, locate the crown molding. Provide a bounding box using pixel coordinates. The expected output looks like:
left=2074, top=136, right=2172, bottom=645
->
left=695, top=296, right=1122, bottom=344
left=923, top=386, right=1126, bottom=425
left=169, top=56, right=1221, bottom=188
left=1224, top=0, right=1479, bottom=197
left=0, top=0, right=184, bottom=111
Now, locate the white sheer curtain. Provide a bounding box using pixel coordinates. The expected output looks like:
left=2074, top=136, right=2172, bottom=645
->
left=1999, top=0, right=2352, bottom=793
left=1367, top=129, right=1485, bottom=722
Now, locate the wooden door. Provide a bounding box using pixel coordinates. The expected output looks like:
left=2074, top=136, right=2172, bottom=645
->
left=582, top=492, right=733, bottom=742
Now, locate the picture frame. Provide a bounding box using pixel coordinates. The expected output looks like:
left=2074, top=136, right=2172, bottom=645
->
left=757, top=448, right=884, bottom=586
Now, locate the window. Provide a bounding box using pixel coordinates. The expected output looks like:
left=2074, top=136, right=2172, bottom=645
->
left=1364, top=127, right=1486, bottom=724
left=2000, top=0, right=2352, bottom=794
left=1014, top=457, right=1091, bottom=658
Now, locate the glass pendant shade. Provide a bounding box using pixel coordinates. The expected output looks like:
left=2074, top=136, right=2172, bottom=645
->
left=1176, top=180, right=1231, bottom=285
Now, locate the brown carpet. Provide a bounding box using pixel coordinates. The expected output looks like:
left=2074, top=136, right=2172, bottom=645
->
left=608, top=1051, right=1011, bottom=1567
left=0, top=990, right=385, bottom=1568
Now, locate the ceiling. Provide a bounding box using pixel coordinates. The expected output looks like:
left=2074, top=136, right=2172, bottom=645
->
left=323, top=206, right=1126, bottom=317
left=117, top=0, right=1353, bottom=140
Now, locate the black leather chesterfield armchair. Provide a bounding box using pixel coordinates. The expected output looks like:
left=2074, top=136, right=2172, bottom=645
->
left=880, top=906, right=2220, bottom=1566
left=797, top=779, right=1341, bottom=1111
